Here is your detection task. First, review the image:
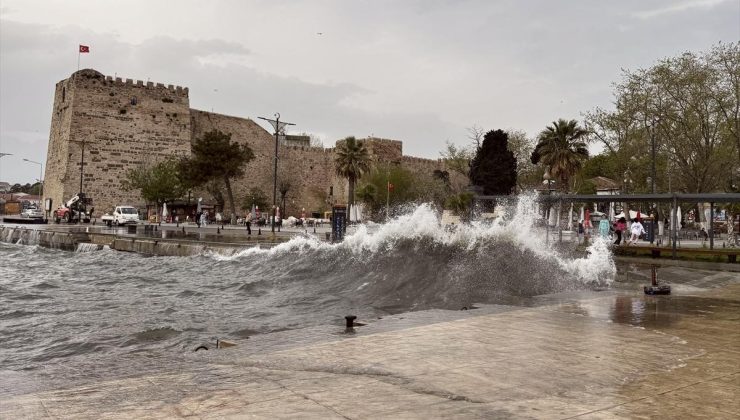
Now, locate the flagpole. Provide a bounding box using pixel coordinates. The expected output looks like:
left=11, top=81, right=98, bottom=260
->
left=77, top=48, right=80, bottom=71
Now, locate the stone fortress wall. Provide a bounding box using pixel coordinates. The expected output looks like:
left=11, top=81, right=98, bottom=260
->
left=44, top=69, right=451, bottom=218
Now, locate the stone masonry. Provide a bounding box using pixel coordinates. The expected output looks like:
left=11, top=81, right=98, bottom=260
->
left=44, top=69, right=452, bottom=218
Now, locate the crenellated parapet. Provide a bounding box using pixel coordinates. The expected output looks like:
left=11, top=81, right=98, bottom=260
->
left=75, top=71, right=192, bottom=96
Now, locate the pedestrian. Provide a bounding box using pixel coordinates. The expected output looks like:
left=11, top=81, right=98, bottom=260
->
left=613, top=217, right=626, bottom=245
left=246, top=219, right=252, bottom=235
left=196, top=211, right=202, bottom=228
left=599, top=218, right=610, bottom=239
left=627, top=218, right=645, bottom=245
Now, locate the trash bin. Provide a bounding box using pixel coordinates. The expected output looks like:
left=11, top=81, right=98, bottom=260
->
left=128, top=224, right=137, bottom=234
left=643, top=220, right=655, bottom=243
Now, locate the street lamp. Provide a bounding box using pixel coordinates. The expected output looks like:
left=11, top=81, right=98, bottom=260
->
left=22, top=158, right=43, bottom=199
left=543, top=169, right=553, bottom=245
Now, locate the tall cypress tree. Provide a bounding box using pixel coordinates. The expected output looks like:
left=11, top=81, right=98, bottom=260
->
left=470, top=129, right=517, bottom=195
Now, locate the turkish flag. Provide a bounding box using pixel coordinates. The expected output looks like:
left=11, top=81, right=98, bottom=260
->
left=79, top=45, right=90, bottom=53
left=388, top=182, right=394, bottom=192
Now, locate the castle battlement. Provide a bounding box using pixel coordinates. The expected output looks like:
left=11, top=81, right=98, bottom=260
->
left=95, top=72, right=188, bottom=95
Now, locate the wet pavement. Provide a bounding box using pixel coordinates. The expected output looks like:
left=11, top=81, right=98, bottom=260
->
left=2, top=265, right=739, bottom=419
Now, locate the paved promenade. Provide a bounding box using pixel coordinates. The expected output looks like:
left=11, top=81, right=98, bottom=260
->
left=2, top=265, right=738, bottom=419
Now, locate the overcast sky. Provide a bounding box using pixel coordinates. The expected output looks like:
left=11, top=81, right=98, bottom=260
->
left=1, top=0, right=738, bottom=184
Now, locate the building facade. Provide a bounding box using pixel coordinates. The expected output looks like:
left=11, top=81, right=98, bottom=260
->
left=44, top=69, right=451, bottom=218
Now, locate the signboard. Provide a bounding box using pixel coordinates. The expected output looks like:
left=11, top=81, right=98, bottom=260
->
left=332, top=205, right=347, bottom=242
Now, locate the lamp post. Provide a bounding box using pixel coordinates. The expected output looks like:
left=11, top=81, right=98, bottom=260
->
left=22, top=158, right=43, bottom=200
left=650, top=118, right=660, bottom=194
left=623, top=169, right=633, bottom=221
left=543, top=169, right=553, bottom=245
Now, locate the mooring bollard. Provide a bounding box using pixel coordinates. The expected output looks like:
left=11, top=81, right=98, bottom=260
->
left=258, top=228, right=261, bottom=235
left=345, top=315, right=357, bottom=333
left=651, top=265, right=658, bottom=286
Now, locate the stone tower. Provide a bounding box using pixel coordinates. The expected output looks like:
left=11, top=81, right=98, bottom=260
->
left=44, top=69, right=192, bottom=214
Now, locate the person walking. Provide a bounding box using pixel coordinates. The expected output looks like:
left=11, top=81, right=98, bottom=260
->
left=627, top=218, right=645, bottom=246
left=613, top=217, right=626, bottom=245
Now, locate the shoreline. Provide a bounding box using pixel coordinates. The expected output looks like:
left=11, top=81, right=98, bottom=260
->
left=2, top=267, right=738, bottom=418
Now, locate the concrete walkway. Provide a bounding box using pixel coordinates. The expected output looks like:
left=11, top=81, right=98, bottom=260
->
left=2, top=267, right=739, bottom=419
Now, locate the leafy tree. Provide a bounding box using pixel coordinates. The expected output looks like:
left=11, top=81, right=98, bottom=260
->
left=241, top=187, right=269, bottom=212
left=335, top=136, right=371, bottom=205
left=507, top=129, right=539, bottom=191
left=355, top=183, right=378, bottom=204
left=584, top=42, right=739, bottom=193
left=531, top=119, right=589, bottom=192
left=179, top=130, right=254, bottom=222
left=122, top=158, right=186, bottom=215
left=445, top=192, right=474, bottom=216
left=356, top=164, right=448, bottom=219
left=29, top=182, right=42, bottom=196
left=440, top=141, right=473, bottom=179
left=469, top=129, right=517, bottom=195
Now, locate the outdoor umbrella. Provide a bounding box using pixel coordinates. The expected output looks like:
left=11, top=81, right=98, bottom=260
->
left=677, top=206, right=682, bottom=231
left=162, top=202, right=168, bottom=220
left=567, top=202, right=574, bottom=231
left=251, top=204, right=256, bottom=220
left=579, top=206, right=585, bottom=224
left=197, top=198, right=202, bottom=213
left=584, top=209, right=591, bottom=229
left=548, top=204, right=557, bottom=226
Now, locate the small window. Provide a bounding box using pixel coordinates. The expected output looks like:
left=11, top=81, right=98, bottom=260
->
left=131, top=97, right=138, bottom=106
left=329, top=186, right=333, bottom=196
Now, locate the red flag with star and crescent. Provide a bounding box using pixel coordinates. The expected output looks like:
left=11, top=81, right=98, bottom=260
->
left=79, top=45, right=90, bottom=53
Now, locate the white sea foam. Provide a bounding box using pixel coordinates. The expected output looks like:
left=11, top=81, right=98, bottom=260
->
left=208, top=195, right=616, bottom=286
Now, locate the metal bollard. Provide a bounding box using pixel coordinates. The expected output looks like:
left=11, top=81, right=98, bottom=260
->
left=344, top=315, right=356, bottom=333
left=217, top=227, right=221, bottom=234
left=651, top=265, right=658, bottom=286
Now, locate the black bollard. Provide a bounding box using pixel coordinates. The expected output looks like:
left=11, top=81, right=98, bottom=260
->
left=344, top=315, right=357, bottom=333
left=258, top=228, right=261, bottom=235
left=182, top=227, right=186, bottom=234
left=217, top=227, right=221, bottom=234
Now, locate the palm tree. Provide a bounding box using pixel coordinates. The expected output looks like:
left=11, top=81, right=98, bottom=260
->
left=335, top=137, right=371, bottom=205
left=532, top=119, right=589, bottom=191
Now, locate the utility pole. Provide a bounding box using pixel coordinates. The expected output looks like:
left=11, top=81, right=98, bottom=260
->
left=258, top=113, right=295, bottom=233
left=650, top=117, right=660, bottom=193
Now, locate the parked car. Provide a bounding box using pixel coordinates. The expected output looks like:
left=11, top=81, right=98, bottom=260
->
left=22, top=206, right=44, bottom=219
left=100, top=206, right=140, bottom=227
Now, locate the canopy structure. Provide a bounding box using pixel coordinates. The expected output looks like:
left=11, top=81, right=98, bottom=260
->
left=471, top=192, right=740, bottom=258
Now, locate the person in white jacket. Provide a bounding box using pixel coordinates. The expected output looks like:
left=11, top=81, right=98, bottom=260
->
left=627, top=218, right=645, bottom=245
